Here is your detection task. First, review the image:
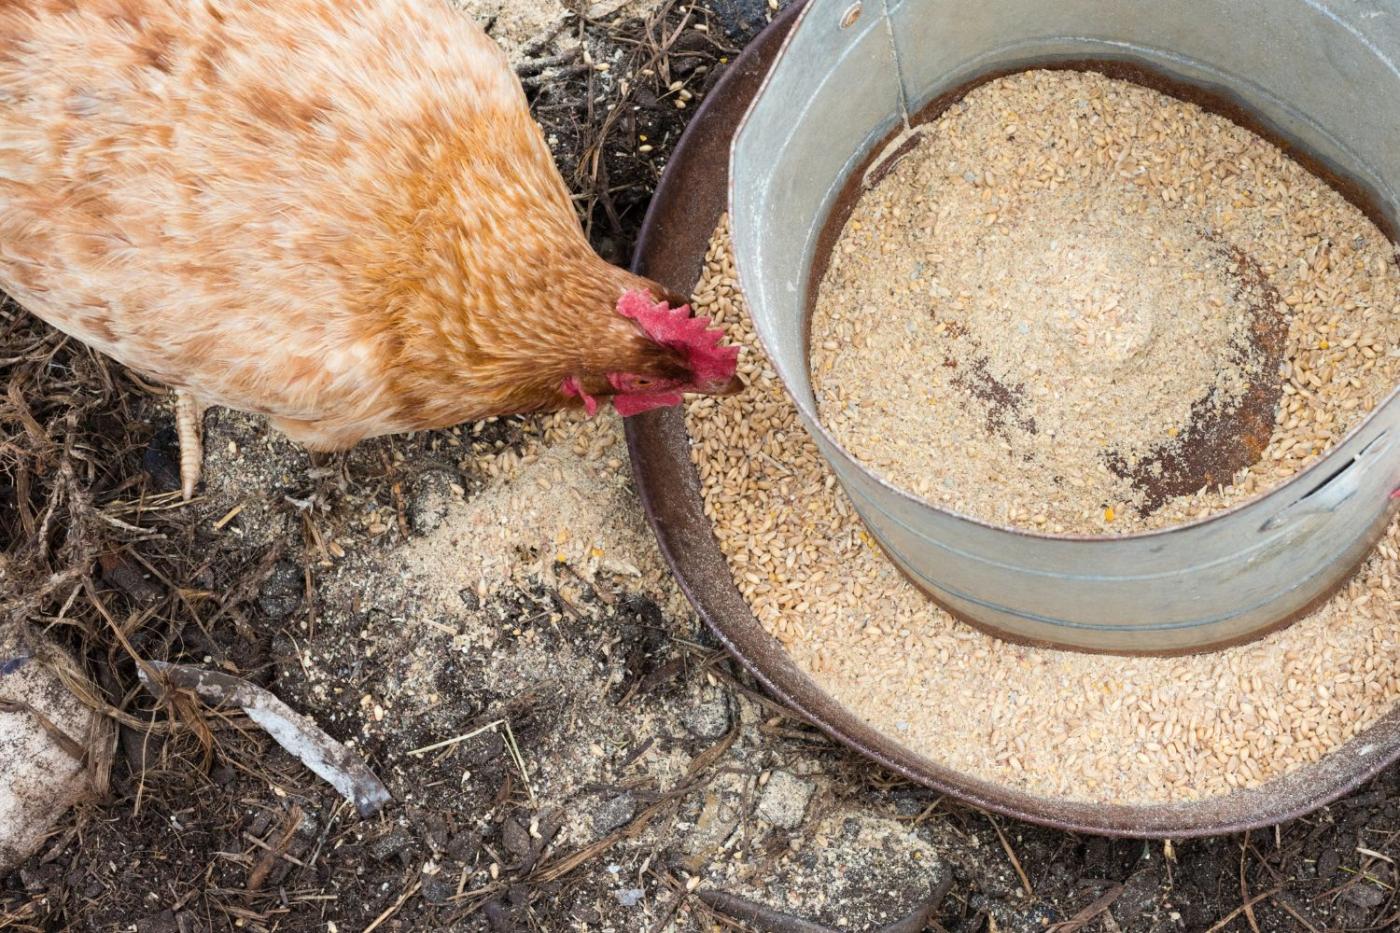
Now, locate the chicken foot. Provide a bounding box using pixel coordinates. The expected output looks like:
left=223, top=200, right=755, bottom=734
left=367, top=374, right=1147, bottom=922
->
left=173, top=391, right=207, bottom=501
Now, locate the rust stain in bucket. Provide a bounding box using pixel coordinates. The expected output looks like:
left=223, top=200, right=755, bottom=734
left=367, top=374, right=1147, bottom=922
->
left=951, top=352, right=1038, bottom=440
left=1105, top=243, right=1288, bottom=514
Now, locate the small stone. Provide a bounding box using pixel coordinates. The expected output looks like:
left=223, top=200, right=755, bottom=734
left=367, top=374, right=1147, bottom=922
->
left=18, top=863, right=60, bottom=892
left=614, top=887, right=645, bottom=907
left=1342, top=882, right=1387, bottom=909
left=1, top=628, right=106, bottom=873
left=592, top=792, right=637, bottom=834
left=368, top=827, right=414, bottom=862
left=134, top=910, right=180, bottom=933
left=408, top=471, right=455, bottom=534
left=755, top=771, right=815, bottom=830
left=423, top=814, right=449, bottom=854
left=421, top=863, right=455, bottom=904
left=445, top=830, right=480, bottom=863
left=256, top=560, right=302, bottom=619
left=501, top=816, right=531, bottom=858
left=682, top=694, right=730, bottom=739
left=461, top=730, right=505, bottom=767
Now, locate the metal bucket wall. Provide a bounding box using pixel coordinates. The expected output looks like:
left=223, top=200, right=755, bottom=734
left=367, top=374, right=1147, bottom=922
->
left=728, top=0, right=1400, bottom=654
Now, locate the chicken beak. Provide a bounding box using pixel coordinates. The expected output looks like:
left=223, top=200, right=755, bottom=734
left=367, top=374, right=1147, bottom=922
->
left=710, top=373, right=745, bottom=397
left=656, top=287, right=691, bottom=308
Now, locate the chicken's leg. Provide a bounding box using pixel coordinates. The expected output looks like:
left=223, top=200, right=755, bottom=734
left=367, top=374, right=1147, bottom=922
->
left=174, top=391, right=207, bottom=501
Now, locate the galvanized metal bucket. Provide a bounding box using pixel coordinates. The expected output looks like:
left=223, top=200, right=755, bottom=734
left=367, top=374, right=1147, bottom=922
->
left=728, top=0, right=1400, bottom=654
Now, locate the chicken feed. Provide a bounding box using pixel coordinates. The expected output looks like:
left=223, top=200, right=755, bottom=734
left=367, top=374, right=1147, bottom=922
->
left=687, top=215, right=1400, bottom=805
left=810, top=69, right=1400, bottom=535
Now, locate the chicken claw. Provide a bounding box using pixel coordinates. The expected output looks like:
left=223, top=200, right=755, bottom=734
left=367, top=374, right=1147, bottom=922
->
left=174, top=391, right=207, bottom=501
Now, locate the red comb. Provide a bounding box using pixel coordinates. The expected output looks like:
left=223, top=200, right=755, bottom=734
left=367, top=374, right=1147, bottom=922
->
left=617, top=290, right=739, bottom=385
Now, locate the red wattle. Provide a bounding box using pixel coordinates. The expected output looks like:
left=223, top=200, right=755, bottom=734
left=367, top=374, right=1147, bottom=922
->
left=561, top=375, right=598, bottom=417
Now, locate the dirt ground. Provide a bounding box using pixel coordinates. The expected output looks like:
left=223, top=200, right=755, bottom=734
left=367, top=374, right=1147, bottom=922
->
left=3, top=1, right=1399, bottom=931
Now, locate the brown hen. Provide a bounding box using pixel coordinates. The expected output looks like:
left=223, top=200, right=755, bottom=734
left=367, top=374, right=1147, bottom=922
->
left=0, top=0, right=740, bottom=498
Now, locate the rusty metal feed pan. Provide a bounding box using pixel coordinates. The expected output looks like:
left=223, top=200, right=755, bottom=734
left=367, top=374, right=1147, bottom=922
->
left=626, top=1, right=1400, bottom=837
left=729, top=0, right=1400, bottom=655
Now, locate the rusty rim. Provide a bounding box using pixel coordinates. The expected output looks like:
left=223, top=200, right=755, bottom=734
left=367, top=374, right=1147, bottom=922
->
left=623, top=0, right=1400, bottom=838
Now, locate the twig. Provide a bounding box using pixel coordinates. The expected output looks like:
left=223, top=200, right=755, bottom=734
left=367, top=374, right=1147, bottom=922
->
left=502, top=718, right=536, bottom=806
left=695, top=875, right=952, bottom=933
left=645, top=871, right=697, bottom=933
left=301, top=797, right=350, bottom=876
left=1048, top=884, right=1125, bottom=933
left=0, top=698, right=86, bottom=760
left=1204, top=885, right=1285, bottom=933
left=881, top=876, right=954, bottom=933
left=1240, top=831, right=1262, bottom=933
left=203, top=543, right=286, bottom=629
left=240, top=831, right=308, bottom=867
left=246, top=805, right=305, bottom=891
left=212, top=502, right=245, bottom=530
left=522, top=63, right=590, bottom=89
left=1243, top=838, right=1321, bottom=933
left=1358, top=846, right=1396, bottom=865
left=1270, top=893, right=1321, bottom=933
left=695, top=890, right=834, bottom=933
left=92, top=507, right=165, bottom=538
left=515, top=47, right=581, bottom=75
left=988, top=814, right=1034, bottom=898
left=140, top=660, right=391, bottom=816
left=362, top=881, right=420, bottom=933
left=406, top=719, right=505, bottom=757
left=685, top=725, right=738, bottom=779
left=518, top=15, right=571, bottom=59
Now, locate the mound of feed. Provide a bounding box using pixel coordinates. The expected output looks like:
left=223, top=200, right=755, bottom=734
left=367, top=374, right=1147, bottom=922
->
left=810, top=69, right=1399, bottom=534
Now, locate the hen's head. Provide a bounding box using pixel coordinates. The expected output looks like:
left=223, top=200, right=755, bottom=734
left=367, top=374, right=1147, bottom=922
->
left=561, top=289, right=743, bottom=417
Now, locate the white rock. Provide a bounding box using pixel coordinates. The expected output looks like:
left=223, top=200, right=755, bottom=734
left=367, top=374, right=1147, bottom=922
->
left=756, top=771, right=815, bottom=830
left=1, top=624, right=106, bottom=874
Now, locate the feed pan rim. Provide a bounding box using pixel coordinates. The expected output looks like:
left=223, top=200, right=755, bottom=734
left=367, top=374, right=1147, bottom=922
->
left=624, top=0, right=1400, bottom=838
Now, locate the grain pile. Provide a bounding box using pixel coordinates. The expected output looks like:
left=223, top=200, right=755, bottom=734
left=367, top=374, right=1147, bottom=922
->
left=394, top=409, right=690, bottom=624
left=687, top=216, right=1400, bottom=804
left=811, top=70, right=1400, bottom=534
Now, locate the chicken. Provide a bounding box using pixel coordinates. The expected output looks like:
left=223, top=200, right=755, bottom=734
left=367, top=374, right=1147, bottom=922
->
left=0, top=0, right=741, bottom=498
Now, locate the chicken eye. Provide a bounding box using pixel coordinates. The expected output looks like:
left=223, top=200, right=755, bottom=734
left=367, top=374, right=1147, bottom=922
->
left=634, top=378, right=653, bottom=388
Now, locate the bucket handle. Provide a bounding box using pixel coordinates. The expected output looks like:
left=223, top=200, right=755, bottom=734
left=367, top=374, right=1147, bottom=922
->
left=1259, top=431, right=1393, bottom=532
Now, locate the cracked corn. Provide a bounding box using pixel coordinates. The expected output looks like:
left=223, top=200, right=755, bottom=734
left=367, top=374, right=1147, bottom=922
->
left=687, top=216, right=1400, bottom=804
left=810, top=70, right=1400, bottom=534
